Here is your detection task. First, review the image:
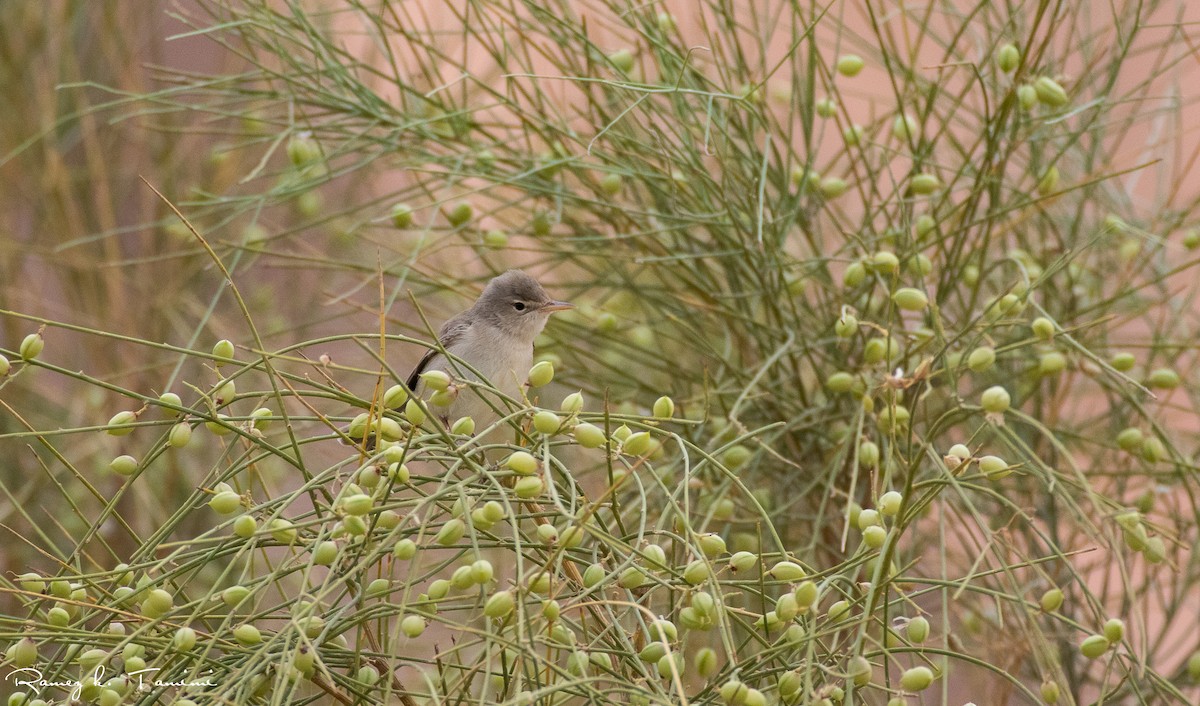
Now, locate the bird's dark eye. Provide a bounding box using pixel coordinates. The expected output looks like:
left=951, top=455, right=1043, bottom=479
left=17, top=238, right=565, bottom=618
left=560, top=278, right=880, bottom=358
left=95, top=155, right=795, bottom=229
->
left=513, top=301, right=526, bottom=311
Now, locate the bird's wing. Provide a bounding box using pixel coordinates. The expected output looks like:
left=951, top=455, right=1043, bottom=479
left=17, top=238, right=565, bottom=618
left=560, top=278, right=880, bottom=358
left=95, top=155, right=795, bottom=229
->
left=405, top=313, right=473, bottom=392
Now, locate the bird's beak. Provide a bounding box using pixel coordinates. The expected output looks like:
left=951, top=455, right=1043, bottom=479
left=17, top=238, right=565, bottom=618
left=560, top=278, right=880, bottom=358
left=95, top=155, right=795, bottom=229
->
left=541, top=300, right=574, bottom=313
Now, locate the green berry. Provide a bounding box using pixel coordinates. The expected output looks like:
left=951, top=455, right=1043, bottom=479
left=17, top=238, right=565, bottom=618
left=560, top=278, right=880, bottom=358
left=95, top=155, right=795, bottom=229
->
left=815, top=97, right=837, bottom=118
left=233, top=515, right=257, bottom=538
left=1116, top=427, right=1143, bottom=452
left=445, top=201, right=473, bottom=227
left=825, top=371, right=855, bottom=393
left=1079, top=634, right=1110, bottom=659
left=505, top=451, right=538, bottom=475
left=834, top=314, right=858, bottom=338
left=907, top=615, right=930, bottom=643
left=608, top=48, right=635, bottom=73
left=653, top=396, right=675, bottom=418
left=1111, top=352, right=1136, bottom=371
left=996, top=43, right=1020, bottom=72
left=1034, top=76, right=1069, bottom=107
left=209, top=490, right=242, bottom=515
left=871, top=250, right=900, bottom=274
left=234, top=623, right=262, bottom=645
left=683, top=559, right=710, bottom=585
left=878, top=490, right=902, bottom=516
left=514, top=476, right=544, bottom=498
left=287, top=135, right=320, bottom=166
left=909, top=173, right=941, bottom=195
left=981, top=385, right=1011, bottom=413
left=533, top=410, right=562, bottom=435
left=436, top=518, right=465, bottom=546
left=401, top=614, right=426, bottom=637
left=1103, top=618, right=1125, bottom=642
left=480, top=590, right=513, bottom=619
left=892, top=287, right=929, bottom=311
left=482, top=230, right=507, bottom=249
left=107, top=410, right=138, bottom=436
left=1041, top=681, right=1060, bottom=704
left=341, top=493, right=373, bottom=516
left=573, top=422, right=607, bottom=448
left=168, top=422, right=193, bottom=448
left=978, top=454, right=1012, bottom=480
left=892, top=113, right=918, bottom=141
left=0, top=354, right=8, bottom=376
left=600, top=173, right=623, bottom=195
left=1040, top=587, right=1064, bottom=612
left=769, top=560, right=806, bottom=581
left=109, top=455, right=138, bottom=477
left=819, top=176, right=847, bottom=198
left=528, top=360, right=554, bottom=387
left=843, top=261, right=867, bottom=287
left=1037, top=165, right=1060, bottom=195
left=19, top=333, right=44, bottom=361
left=141, top=588, right=174, bottom=618
left=1017, top=83, right=1038, bottom=110
left=6, top=637, right=37, bottom=667
left=390, top=203, right=414, bottom=228
left=1146, top=368, right=1181, bottom=389
left=900, top=666, right=934, bottom=691
left=836, top=54, right=865, bottom=76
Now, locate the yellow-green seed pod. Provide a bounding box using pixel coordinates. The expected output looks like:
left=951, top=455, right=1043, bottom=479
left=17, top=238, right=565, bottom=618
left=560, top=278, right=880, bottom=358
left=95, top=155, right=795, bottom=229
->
left=639, top=641, right=667, bottom=663
left=1037, top=165, right=1060, bottom=195
left=6, top=637, right=38, bottom=668
left=1187, top=650, right=1200, bottom=680
left=1017, top=84, right=1038, bottom=110
left=909, top=173, right=940, bottom=195
left=694, top=646, right=718, bottom=677
left=108, top=454, right=138, bottom=476
left=107, top=411, right=138, bottom=436
left=1038, top=352, right=1068, bottom=375
left=815, top=98, right=837, bottom=118
left=1079, top=634, right=1110, bottom=659
left=862, top=525, right=886, bottom=549
left=892, top=113, right=918, bottom=142
left=843, top=261, right=867, bottom=288
left=1146, top=368, right=1181, bottom=389
left=514, top=476, right=544, bottom=498
left=1034, top=77, right=1069, bottom=107
left=907, top=615, right=930, bottom=643
left=843, top=124, right=864, bottom=145
left=1040, top=587, right=1064, bottom=612
left=1103, top=618, right=1125, bottom=642
left=683, top=559, right=710, bottom=585
left=819, top=177, right=847, bottom=198
left=435, top=518, right=465, bottom=546
left=445, top=201, right=473, bottom=226
left=505, top=451, right=538, bottom=475
left=403, top=398, right=427, bottom=426
left=793, top=580, right=819, bottom=610
left=827, top=599, right=851, bottom=622
left=561, top=391, right=584, bottom=413
left=769, top=560, right=806, bottom=582
left=390, top=203, right=414, bottom=229
left=1144, top=535, right=1167, bottom=563
left=825, top=371, right=855, bottom=393
left=836, top=54, right=865, bottom=76
left=996, top=43, right=1020, bottom=72
left=900, top=666, right=934, bottom=691
left=978, top=455, right=1011, bottom=480
left=484, top=590, right=515, bottom=619
left=878, top=490, right=902, bottom=516
left=599, top=173, right=623, bottom=196
left=141, top=588, right=174, bottom=618
left=0, top=354, right=9, bottom=376
left=233, top=623, right=262, bottom=645
left=528, top=360, right=554, bottom=387
left=573, top=422, right=607, bottom=448
left=17, top=333, right=44, bottom=361
left=967, top=346, right=995, bottom=372
left=312, top=540, right=338, bottom=566
left=847, top=655, right=871, bottom=686
left=531, top=410, right=560, bottom=435
left=341, top=494, right=373, bottom=516
left=208, top=491, right=242, bottom=515
left=1111, top=352, right=1136, bottom=371
left=872, top=250, right=901, bottom=274
left=834, top=314, right=858, bottom=338
left=653, top=396, right=675, bottom=418
left=420, top=370, right=451, bottom=392
left=720, top=680, right=749, bottom=705
left=892, top=287, right=929, bottom=311
left=981, top=385, right=1011, bottom=413
left=697, top=533, right=726, bottom=558
left=231, top=514, right=256, bottom=538
left=729, top=551, right=757, bottom=573
left=446, top=416, right=474, bottom=436
left=608, top=48, right=635, bottom=73
left=623, top=431, right=653, bottom=456
left=1040, top=681, right=1060, bottom=704
left=482, top=229, right=508, bottom=249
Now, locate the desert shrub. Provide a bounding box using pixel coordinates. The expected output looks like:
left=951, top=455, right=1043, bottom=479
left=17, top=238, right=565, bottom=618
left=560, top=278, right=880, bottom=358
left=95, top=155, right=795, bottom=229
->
left=2, top=1, right=1200, bottom=704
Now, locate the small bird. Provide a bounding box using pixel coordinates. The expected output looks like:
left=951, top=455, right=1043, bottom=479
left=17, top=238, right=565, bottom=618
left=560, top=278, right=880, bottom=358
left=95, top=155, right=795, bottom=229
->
left=405, top=270, right=572, bottom=427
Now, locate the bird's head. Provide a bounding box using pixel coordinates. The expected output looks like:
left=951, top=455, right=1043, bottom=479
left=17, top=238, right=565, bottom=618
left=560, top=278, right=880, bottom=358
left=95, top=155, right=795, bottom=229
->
left=473, top=270, right=573, bottom=342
